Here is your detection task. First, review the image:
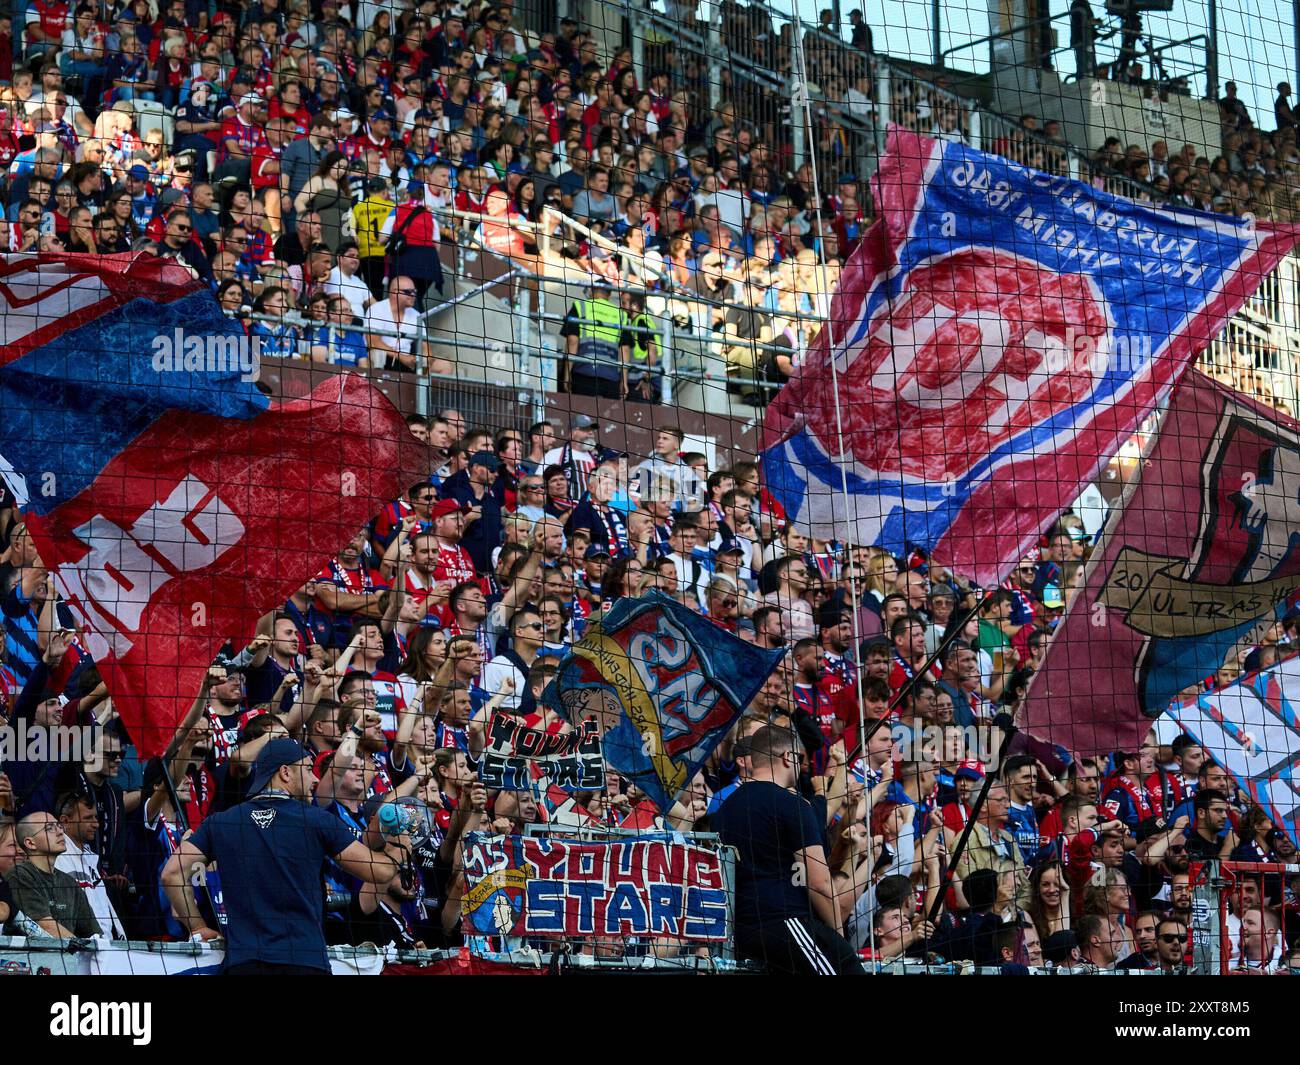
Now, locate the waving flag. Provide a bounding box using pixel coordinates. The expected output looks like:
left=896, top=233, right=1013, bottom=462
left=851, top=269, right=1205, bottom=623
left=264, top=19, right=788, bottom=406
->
left=0, top=254, right=418, bottom=755
left=1024, top=372, right=1300, bottom=757
left=1166, top=657, right=1300, bottom=848
left=762, top=127, right=1300, bottom=585
left=544, top=590, right=783, bottom=811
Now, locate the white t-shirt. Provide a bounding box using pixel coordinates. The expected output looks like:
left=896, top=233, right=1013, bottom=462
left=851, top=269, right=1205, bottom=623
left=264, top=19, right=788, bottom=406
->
left=481, top=652, right=526, bottom=711
left=365, top=299, right=421, bottom=365
left=326, top=266, right=373, bottom=320
left=54, top=840, right=123, bottom=939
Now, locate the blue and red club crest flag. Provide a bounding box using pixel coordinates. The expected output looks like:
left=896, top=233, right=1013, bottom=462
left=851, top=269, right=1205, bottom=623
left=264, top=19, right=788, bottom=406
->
left=0, top=254, right=421, bottom=756
left=762, top=127, right=1300, bottom=585
left=543, top=590, right=784, bottom=812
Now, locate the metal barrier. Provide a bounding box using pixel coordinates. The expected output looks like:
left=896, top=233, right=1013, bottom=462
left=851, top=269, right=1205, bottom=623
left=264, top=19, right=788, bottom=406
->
left=0, top=935, right=760, bottom=974
left=1210, top=860, right=1299, bottom=975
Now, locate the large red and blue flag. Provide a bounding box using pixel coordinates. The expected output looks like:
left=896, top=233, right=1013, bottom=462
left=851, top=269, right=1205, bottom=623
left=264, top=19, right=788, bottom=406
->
left=762, top=127, right=1300, bottom=585
left=0, top=253, right=419, bottom=755
left=543, top=590, right=784, bottom=812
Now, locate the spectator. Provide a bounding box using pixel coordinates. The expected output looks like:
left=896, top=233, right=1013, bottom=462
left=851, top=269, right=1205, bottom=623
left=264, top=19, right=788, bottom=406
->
left=6, top=810, right=103, bottom=939
left=162, top=739, right=398, bottom=974
left=711, top=725, right=864, bottom=973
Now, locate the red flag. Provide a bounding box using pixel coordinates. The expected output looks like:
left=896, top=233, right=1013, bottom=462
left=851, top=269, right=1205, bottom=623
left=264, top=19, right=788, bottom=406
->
left=1023, top=371, right=1300, bottom=757
left=25, top=374, right=416, bottom=756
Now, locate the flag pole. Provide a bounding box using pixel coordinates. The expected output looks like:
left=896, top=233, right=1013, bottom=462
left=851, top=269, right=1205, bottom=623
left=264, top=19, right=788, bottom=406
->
left=792, top=1, right=876, bottom=966
left=924, top=717, right=1017, bottom=926
left=843, top=590, right=988, bottom=766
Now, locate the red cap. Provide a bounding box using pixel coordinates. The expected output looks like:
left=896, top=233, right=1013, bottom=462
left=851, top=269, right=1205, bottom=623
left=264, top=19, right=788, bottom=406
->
left=430, top=498, right=467, bottom=521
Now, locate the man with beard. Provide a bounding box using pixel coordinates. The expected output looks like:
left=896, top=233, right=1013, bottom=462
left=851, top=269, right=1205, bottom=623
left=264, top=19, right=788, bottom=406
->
left=315, top=529, right=388, bottom=645
left=245, top=615, right=305, bottom=712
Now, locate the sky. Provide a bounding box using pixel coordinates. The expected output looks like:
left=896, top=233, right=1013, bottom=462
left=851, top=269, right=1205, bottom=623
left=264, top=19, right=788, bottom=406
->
left=756, top=0, right=1297, bottom=130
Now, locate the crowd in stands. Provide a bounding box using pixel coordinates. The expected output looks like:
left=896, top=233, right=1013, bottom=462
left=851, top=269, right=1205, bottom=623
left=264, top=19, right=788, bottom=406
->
left=0, top=0, right=1297, bottom=973
left=0, top=407, right=1295, bottom=970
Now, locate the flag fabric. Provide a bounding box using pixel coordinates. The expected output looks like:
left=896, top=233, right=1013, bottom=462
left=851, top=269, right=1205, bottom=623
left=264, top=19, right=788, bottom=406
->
left=1023, top=371, right=1300, bottom=758
left=543, top=589, right=784, bottom=811
left=459, top=833, right=731, bottom=940
left=0, top=254, right=417, bottom=755
left=477, top=712, right=604, bottom=791
left=1165, top=657, right=1300, bottom=849
left=761, top=127, right=1300, bottom=586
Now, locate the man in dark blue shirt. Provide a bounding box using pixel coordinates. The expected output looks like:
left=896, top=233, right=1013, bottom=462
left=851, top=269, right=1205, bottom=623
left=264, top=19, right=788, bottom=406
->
left=440, top=451, right=504, bottom=574
left=162, top=739, right=397, bottom=975
left=710, top=725, right=864, bottom=974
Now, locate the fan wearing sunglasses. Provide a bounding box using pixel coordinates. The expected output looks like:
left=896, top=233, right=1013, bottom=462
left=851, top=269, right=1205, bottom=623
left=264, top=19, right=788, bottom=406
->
left=149, top=206, right=214, bottom=284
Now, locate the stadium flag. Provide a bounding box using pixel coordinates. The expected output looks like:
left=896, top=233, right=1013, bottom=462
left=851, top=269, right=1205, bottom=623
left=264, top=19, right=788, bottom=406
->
left=1024, top=371, right=1300, bottom=758
left=1164, top=657, right=1300, bottom=849
left=0, top=254, right=418, bottom=756
left=543, top=589, right=784, bottom=811
left=761, top=127, right=1300, bottom=585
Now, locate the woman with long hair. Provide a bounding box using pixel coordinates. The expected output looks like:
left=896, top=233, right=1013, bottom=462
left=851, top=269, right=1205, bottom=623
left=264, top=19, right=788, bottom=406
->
left=1083, top=867, right=1135, bottom=960
left=359, top=9, right=392, bottom=57
left=396, top=627, right=447, bottom=709
left=601, top=556, right=644, bottom=609
left=1026, top=859, right=1071, bottom=943
left=106, top=187, right=141, bottom=246
left=666, top=233, right=694, bottom=287
left=294, top=150, right=354, bottom=252
left=1231, top=805, right=1276, bottom=863
left=862, top=548, right=899, bottom=608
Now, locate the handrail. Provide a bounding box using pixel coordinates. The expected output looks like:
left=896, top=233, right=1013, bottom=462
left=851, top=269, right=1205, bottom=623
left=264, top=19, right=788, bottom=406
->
left=939, top=9, right=1084, bottom=67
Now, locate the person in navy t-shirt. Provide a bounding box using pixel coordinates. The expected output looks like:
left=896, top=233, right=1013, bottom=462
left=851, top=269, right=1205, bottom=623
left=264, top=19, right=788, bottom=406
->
left=710, top=725, right=864, bottom=974
left=162, top=740, right=398, bottom=975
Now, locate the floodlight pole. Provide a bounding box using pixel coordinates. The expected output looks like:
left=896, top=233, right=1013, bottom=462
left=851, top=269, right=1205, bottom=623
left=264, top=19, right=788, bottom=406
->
left=1206, top=0, right=1218, bottom=100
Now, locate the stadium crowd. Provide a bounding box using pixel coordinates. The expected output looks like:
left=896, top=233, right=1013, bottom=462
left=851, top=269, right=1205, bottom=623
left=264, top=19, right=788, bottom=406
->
left=0, top=408, right=1295, bottom=972
left=0, top=0, right=1296, bottom=975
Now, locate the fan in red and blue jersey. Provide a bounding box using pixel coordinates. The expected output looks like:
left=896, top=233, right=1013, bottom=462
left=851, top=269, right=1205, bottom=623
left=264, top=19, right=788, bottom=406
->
left=1100, top=749, right=1162, bottom=834
left=372, top=480, right=437, bottom=552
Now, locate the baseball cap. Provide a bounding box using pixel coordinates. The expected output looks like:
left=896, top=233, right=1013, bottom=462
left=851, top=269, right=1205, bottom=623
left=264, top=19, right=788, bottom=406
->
left=687, top=145, right=709, bottom=159
left=430, top=498, right=468, bottom=521
left=247, top=738, right=310, bottom=796
left=365, top=175, right=389, bottom=193
left=1042, top=930, right=1079, bottom=965
left=127, top=164, right=150, bottom=181
left=955, top=759, right=986, bottom=782
left=240, top=92, right=266, bottom=109
left=715, top=536, right=745, bottom=556
left=468, top=450, right=501, bottom=470
left=838, top=172, right=858, bottom=185
left=572, top=414, right=598, bottom=431
left=584, top=543, right=612, bottom=560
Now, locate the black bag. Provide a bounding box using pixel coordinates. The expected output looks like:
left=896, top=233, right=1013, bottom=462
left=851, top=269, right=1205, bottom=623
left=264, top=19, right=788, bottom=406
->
left=385, top=204, right=427, bottom=261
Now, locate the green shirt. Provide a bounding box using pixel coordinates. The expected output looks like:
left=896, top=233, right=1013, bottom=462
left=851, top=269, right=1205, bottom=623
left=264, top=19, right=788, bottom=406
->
left=5, top=861, right=102, bottom=938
